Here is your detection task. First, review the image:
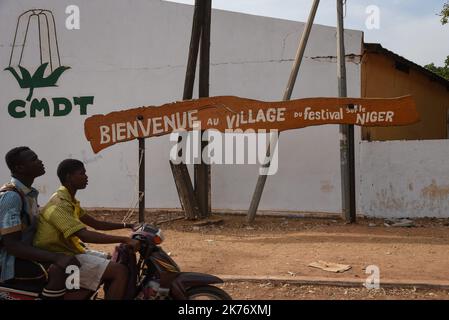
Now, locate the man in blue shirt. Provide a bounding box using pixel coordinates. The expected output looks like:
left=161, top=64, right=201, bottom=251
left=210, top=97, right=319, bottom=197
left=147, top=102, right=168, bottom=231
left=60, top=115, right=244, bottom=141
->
left=0, top=146, right=80, bottom=299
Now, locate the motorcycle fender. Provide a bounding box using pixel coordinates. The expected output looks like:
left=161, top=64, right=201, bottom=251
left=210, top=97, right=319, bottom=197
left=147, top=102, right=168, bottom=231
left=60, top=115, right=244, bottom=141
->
left=170, top=272, right=224, bottom=300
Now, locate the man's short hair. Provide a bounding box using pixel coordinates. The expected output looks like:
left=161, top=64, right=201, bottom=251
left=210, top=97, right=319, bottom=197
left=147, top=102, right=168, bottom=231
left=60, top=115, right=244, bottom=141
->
left=57, top=159, right=85, bottom=184
left=5, top=146, right=31, bottom=172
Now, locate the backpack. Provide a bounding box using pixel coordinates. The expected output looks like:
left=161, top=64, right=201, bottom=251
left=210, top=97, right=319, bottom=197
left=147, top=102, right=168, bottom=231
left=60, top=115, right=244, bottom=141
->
left=0, top=183, right=30, bottom=226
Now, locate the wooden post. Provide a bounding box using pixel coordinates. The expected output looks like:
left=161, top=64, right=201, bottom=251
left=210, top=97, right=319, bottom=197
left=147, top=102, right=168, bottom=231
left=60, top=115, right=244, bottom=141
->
left=138, top=137, right=145, bottom=223
left=195, top=0, right=212, bottom=218
left=183, top=0, right=204, bottom=100
left=246, top=0, right=321, bottom=224
left=169, top=0, right=204, bottom=220
left=170, top=161, right=200, bottom=220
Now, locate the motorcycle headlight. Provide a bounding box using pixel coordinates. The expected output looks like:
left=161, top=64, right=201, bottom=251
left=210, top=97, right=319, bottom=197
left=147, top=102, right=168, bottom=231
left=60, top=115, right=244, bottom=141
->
left=153, top=229, right=164, bottom=245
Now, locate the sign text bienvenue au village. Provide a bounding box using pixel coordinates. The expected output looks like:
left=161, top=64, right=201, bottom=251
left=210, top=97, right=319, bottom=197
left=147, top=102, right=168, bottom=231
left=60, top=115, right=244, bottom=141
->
left=84, top=96, right=419, bottom=153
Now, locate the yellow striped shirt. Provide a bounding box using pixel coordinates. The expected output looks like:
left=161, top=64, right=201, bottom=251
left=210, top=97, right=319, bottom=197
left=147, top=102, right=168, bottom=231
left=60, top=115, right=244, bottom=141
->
left=33, top=186, right=87, bottom=255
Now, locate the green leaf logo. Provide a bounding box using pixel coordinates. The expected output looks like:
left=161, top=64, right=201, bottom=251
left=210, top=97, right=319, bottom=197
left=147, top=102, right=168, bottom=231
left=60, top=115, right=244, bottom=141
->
left=5, top=63, right=70, bottom=101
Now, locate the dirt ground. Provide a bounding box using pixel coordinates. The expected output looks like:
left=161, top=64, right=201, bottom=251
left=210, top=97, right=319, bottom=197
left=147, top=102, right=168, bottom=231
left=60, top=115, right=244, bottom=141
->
left=218, top=282, right=449, bottom=300
left=88, top=211, right=449, bottom=300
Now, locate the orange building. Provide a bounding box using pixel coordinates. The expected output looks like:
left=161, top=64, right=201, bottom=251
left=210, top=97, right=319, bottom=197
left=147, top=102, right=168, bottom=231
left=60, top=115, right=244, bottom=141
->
left=361, top=43, right=449, bottom=141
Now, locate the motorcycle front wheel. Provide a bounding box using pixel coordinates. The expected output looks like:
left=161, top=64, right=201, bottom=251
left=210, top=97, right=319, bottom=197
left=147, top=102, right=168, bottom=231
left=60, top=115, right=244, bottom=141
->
left=186, top=285, right=232, bottom=300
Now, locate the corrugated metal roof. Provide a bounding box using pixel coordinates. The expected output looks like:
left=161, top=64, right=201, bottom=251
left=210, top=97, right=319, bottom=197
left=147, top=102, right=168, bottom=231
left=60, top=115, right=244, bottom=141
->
left=364, top=43, right=449, bottom=90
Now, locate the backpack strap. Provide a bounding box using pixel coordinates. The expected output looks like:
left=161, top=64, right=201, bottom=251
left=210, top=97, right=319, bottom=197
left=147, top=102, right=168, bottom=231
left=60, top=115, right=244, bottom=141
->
left=0, top=183, right=30, bottom=226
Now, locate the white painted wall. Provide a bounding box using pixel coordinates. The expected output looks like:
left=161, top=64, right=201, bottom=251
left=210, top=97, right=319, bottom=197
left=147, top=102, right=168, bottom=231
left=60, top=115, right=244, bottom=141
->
left=359, top=140, right=449, bottom=218
left=0, top=0, right=363, bottom=213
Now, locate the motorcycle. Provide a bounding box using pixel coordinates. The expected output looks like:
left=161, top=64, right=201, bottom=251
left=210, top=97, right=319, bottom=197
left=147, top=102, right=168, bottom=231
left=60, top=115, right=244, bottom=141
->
left=0, top=223, right=232, bottom=300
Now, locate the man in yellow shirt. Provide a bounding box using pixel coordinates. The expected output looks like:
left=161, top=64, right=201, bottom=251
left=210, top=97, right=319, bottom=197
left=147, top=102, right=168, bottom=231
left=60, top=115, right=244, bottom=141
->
left=34, top=159, right=139, bottom=300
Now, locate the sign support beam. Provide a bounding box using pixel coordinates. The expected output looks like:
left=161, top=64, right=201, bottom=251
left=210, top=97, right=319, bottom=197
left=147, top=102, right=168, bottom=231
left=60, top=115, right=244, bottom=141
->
left=138, top=137, right=145, bottom=223
left=169, top=0, right=210, bottom=220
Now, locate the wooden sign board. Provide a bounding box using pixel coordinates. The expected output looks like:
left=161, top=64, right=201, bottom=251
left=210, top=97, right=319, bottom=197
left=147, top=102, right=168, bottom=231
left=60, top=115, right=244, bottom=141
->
left=84, top=95, right=419, bottom=153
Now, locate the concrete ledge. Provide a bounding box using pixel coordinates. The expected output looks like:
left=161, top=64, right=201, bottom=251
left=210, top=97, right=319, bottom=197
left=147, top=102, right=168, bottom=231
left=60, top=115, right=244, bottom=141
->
left=218, top=275, right=449, bottom=290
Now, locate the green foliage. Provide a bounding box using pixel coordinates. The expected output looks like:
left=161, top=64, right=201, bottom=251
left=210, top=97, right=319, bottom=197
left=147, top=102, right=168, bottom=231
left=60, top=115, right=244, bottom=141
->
left=5, top=63, right=70, bottom=101
left=424, top=56, right=449, bottom=80
left=441, top=2, right=449, bottom=24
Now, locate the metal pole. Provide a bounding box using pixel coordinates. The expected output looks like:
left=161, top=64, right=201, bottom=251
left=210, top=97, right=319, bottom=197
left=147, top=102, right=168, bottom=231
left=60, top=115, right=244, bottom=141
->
left=247, top=0, right=320, bottom=224
left=337, top=0, right=356, bottom=223
left=138, top=137, right=145, bottom=223
left=195, top=0, right=212, bottom=218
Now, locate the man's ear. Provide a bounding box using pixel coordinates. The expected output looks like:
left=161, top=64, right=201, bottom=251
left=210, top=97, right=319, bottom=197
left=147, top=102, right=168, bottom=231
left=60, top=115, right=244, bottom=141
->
left=64, top=173, right=71, bottom=184
left=14, top=164, right=24, bottom=174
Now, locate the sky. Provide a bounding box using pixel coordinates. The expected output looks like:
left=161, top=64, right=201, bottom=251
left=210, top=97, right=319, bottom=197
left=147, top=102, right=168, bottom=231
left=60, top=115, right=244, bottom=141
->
left=165, top=0, right=449, bottom=67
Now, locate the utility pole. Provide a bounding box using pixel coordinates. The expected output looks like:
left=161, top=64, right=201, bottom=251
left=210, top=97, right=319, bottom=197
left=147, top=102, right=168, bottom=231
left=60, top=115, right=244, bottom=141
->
left=337, top=0, right=356, bottom=223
